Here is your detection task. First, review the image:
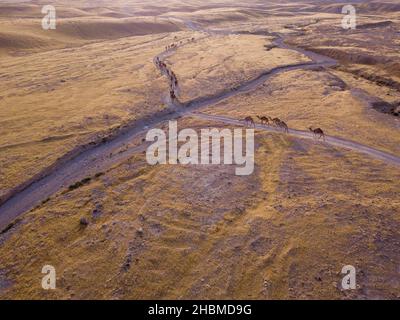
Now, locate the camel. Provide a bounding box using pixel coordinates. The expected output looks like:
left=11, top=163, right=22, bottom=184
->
left=271, top=118, right=281, bottom=126
left=309, top=127, right=325, bottom=141
left=257, top=115, right=270, bottom=125
left=278, top=120, right=289, bottom=133
left=243, top=116, right=255, bottom=127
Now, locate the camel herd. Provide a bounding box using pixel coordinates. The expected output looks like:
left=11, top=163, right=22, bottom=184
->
left=155, top=57, right=179, bottom=101
left=156, top=40, right=326, bottom=142
left=244, top=116, right=325, bottom=140
left=157, top=38, right=198, bottom=102
left=255, top=115, right=289, bottom=133
left=166, top=37, right=196, bottom=51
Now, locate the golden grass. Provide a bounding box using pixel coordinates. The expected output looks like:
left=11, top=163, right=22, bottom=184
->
left=0, top=30, right=192, bottom=196
left=201, top=68, right=400, bottom=155
left=168, top=34, right=310, bottom=103
left=0, top=0, right=399, bottom=300
left=0, top=117, right=398, bottom=299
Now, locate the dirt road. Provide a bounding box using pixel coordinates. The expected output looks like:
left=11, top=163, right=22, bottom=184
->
left=191, top=112, right=400, bottom=165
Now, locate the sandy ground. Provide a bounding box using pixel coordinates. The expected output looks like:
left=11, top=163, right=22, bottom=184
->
left=0, top=0, right=399, bottom=299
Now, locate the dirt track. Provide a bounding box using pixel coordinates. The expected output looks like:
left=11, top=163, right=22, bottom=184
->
left=191, top=112, right=400, bottom=165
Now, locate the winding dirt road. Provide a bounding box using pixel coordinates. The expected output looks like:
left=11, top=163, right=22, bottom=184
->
left=191, top=112, right=400, bottom=166
left=0, top=21, right=399, bottom=232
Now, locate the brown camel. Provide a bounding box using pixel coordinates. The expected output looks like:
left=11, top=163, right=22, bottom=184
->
left=257, top=115, right=270, bottom=125
left=309, top=127, right=325, bottom=141
left=271, top=118, right=281, bottom=126
left=278, top=120, right=289, bottom=133
left=243, top=116, right=255, bottom=127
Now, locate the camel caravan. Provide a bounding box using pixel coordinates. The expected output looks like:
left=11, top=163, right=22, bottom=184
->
left=155, top=38, right=198, bottom=103
left=156, top=39, right=326, bottom=142
left=253, top=115, right=288, bottom=133
left=243, top=115, right=325, bottom=141
left=155, top=56, right=180, bottom=103
left=165, top=37, right=196, bottom=52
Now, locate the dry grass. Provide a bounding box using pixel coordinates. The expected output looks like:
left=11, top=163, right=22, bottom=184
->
left=0, top=117, right=398, bottom=299
left=0, top=0, right=399, bottom=300
left=168, top=34, right=310, bottom=103
left=202, top=68, right=400, bottom=155
left=0, top=29, right=190, bottom=197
